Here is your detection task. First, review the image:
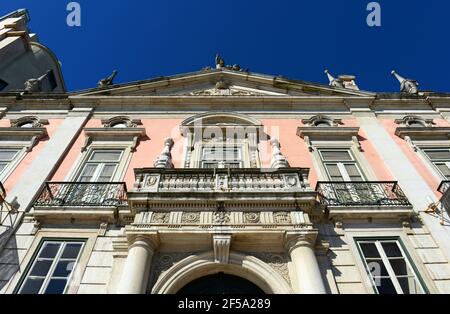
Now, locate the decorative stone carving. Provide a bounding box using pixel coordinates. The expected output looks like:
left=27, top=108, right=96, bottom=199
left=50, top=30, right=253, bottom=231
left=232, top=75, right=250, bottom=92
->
left=154, top=138, right=175, bottom=169
left=213, top=234, right=232, bottom=264
left=11, top=116, right=49, bottom=128
left=274, top=212, right=291, bottom=224
left=151, top=213, right=170, bottom=224
left=253, top=253, right=291, bottom=285
left=214, top=211, right=231, bottom=224
left=150, top=252, right=192, bottom=287
left=214, top=53, right=246, bottom=72
left=325, top=70, right=359, bottom=90
left=98, top=222, right=108, bottom=237
left=270, top=139, right=290, bottom=168
left=391, top=70, right=419, bottom=94
left=101, top=116, right=142, bottom=128
left=395, top=115, right=434, bottom=128
left=98, top=70, right=118, bottom=88
left=188, top=88, right=262, bottom=96
left=243, top=212, right=261, bottom=224
left=181, top=212, right=201, bottom=224
left=302, top=115, right=342, bottom=127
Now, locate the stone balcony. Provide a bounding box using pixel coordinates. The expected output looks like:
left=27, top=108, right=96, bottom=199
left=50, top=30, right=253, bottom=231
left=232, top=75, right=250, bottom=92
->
left=128, top=168, right=318, bottom=213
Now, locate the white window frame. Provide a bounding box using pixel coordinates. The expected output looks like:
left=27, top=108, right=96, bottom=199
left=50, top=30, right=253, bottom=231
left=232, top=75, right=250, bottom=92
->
left=311, top=142, right=377, bottom=181
left=0, top=145, right=28, bottom=182
left=191, top=141, right=251, bottom=168
left=65, top=143, right=133, bottom=182
left=419, top=146, right=450, bottom=181
left=200, top=145, right=243, bottom=169
left=356, top=238, right=426, bottom=294
left=318, top=149, right=366, bottom=181
left=17, top=240, right=85, bottom=294
left=76, top=149, right=124, bottom=182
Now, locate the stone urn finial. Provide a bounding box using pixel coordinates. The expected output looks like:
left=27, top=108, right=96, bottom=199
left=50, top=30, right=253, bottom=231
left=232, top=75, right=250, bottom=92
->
left=154, top=138, right=175, bottom=169
left=270, top=139, right=290, bottom=169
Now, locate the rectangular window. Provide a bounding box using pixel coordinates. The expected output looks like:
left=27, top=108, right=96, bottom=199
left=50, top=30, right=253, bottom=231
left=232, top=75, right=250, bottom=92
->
left=0, top=148, right=21, bottom=175
left=77, top=150, right=123, bottom=182
left=423, top=148, right=450, bottom=179
left=357, top=239, right=426, bottom=294
left=319, top=149, right=365, bottom=181
left=201, top=146, right=242, bottom=169
left=18, top=240, right=84, bottom=294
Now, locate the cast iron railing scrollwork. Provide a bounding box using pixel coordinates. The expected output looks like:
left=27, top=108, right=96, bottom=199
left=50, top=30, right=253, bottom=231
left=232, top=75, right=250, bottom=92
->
left=34, top=182, right=128, bottom=207
left=438, top=181, right=450, bottom=214
left=316, top=181, right=411, bottom=207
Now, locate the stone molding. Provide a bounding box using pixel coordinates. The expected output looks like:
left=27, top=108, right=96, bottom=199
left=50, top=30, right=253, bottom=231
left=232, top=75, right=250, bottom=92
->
left=213, top=234, right=232, bottom=264
left=285, top=231, right=319, bottom=254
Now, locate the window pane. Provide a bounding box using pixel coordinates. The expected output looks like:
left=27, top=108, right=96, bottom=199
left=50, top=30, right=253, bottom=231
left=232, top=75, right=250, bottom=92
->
left=44, top=279, right=68, bottom=294
left=79, top=164, right=98, bottom=182
left=375, top=277, right=398, bottom=294
left=359, top=242, right=380, bottom=258
left=424, top=150, right=450, bottom=160
left=0, top=163, right=7, bottom=173
left=39, top=243, right=61, bottom=259
left=97, top=164, right=116, bottom=182
left=0, top=149, right=18, bottom=160
left=90, top=151, right=121, bottom=162
left=325, top=164, right=343, bottom=181
left=344, top=164, right=363, bottom=181
left=381, top=242, right=403, bottom=258
left=52, top=260, right=75, bottom=278
left=19, top=278, right=45, bottom=294
left=61, top=243, right=83, bottom=259
left=389, top=259, right=409, bottom=276
left=29, top=260, right=53, bottom=277
left=366, top=259, right=390, bottom=277
left=398, top=277, right=424, bottom=294
left=320, top=150, right=353, bottom=161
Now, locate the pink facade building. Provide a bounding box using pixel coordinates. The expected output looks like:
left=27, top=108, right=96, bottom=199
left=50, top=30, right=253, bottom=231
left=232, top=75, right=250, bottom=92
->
left=1, top=11, right=450, bottom=295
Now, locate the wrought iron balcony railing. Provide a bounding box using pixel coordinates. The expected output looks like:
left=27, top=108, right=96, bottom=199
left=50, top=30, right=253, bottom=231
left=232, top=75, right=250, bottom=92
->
left=438, top=181, right=450, bottom=213
left=34, top=182, right=128, bottom=207
left=133, top=168, right=310, bottom=193
left=316, top=181, right=411, bottom=207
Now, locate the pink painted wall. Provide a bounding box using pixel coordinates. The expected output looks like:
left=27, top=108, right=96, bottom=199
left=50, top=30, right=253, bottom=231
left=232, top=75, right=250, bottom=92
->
left=46, top=116, right=398, bottom=190
left=379, top=118, right=450, bottom=197
left=2, top=119, right=64, bottom=192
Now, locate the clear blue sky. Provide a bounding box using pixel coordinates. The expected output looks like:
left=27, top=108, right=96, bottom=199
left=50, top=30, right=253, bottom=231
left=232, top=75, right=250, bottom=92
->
left=2, top=0, right=449, bottom=92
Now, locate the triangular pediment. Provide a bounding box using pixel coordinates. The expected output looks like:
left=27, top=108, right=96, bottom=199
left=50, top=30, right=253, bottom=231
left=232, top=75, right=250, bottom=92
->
left=73, top=69, right=374, bottom=97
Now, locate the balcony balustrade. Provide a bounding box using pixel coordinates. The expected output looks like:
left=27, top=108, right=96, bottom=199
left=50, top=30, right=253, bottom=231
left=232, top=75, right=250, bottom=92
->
left=34, top=182, right=128, bottom=207
left=316, top=181, right=411, bottom=207
left=133, top=168, right=310, bottom=193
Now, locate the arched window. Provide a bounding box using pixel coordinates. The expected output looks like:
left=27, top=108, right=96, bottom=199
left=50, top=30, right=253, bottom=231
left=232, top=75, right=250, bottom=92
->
left=302, top=115, right=341, bottom=128
left=181, top=112, right=263, bottom=168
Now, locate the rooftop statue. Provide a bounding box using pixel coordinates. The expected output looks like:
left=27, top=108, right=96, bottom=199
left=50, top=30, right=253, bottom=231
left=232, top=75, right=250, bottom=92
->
left=214, top=54, right=247, bottom=72
left=98, top=70, right=118, bottom=88
left=391, top=70, right=419, bottom=94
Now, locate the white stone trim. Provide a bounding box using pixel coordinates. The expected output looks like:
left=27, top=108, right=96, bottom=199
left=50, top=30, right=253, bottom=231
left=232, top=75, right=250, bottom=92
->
left=151, top=251, right=293, bottom=294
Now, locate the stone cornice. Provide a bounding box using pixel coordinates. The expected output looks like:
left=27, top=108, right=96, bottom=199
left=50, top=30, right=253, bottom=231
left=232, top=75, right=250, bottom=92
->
left=395, top=127, right=450, bottom=140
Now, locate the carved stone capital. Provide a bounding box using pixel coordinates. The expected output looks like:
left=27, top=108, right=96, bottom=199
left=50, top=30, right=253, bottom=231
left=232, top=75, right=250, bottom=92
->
left=213, top=234, right=232, bottom=264
left=285, top=231, right=318, bottom=254
left=128, top=233, right=160, bottom=252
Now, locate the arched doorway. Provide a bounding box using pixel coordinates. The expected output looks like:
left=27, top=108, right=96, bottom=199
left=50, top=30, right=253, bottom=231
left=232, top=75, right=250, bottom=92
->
left=177, top=272, right=265, bottom=295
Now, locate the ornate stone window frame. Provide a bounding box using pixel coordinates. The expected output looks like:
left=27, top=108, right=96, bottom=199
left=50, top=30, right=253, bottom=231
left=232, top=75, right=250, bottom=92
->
left=297, top=126, right=376, bottom=181
left=0, top=126, right=48, bottom=182
left=301, top=115, right=342, bottom=128
left=346, top=231, right=436, bottom=294
left=101, top=116, right=142, bottom=128
left=10, top=116, right=49, bottom=128
left=394, top=115, right=434, bottom=128
left=180, top=112, right=263, bottom=168
left=4, top=231, right=97, bottom=295
left=395, top=126, right=450, bottom=182
left=65, top=127, right=146, bottom=182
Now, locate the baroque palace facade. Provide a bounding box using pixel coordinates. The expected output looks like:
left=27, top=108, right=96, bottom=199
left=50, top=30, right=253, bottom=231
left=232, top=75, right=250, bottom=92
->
left=1, top=10, right=450, bottom=295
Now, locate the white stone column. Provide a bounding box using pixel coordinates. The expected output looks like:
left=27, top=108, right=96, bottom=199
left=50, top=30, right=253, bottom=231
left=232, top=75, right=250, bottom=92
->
left=117, top=235, right=158, bottom=294
left=286, top=232, right=326, bottom=294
